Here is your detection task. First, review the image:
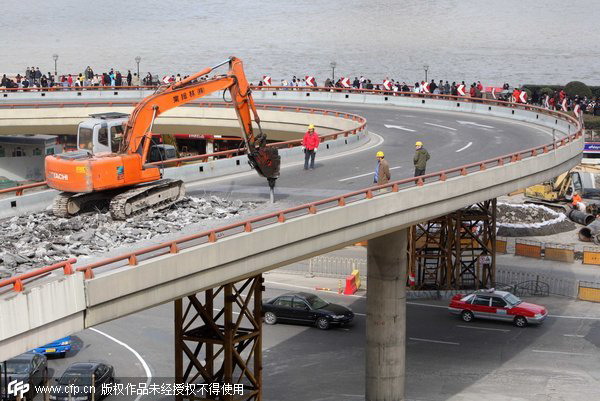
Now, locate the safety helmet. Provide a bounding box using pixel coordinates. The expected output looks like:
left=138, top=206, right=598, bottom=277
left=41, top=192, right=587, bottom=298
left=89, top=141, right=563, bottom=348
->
left=308, top=124, right=315, bottom=130
left=376, top=151, right=384, bottom=157
left=415, top=141, right=423, bottom=147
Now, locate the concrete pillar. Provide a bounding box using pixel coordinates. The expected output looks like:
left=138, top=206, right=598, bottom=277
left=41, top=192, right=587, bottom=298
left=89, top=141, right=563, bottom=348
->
left=366, top=229, right=407, bottom=401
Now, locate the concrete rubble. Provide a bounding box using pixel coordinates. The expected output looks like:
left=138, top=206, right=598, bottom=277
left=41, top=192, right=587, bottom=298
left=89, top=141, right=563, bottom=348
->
left=0, top=195, right=256, bottom=279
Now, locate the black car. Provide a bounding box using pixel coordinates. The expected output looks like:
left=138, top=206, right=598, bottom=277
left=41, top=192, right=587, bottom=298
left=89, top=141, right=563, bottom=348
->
left=1, top=352, right=47, bottom=401
left=262, top=292, right=354, bottom=330
left=51, top=362, right=114, bottom=401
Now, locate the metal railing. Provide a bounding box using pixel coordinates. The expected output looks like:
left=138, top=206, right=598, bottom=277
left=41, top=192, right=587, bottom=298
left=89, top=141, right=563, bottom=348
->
left=0, top=90, right=582, bottom=292
left=277, top=256, right=366, bottom=278
left=0, top=101, right=366, bottom=195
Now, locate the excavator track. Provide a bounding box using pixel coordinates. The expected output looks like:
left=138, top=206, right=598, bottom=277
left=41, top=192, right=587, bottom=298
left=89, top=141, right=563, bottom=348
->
left=52, top=191, right=112, bottom=218
left=109, top=179, right=185, bottom=220
left=52, top=192, right=75, bottom=218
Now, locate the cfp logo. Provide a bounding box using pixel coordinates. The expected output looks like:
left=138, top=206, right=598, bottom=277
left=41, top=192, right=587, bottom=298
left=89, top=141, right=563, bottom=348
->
left=8, top=380, right=30, bottom=398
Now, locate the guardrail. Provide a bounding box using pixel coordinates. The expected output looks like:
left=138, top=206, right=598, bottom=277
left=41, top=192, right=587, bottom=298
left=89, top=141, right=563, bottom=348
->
left=0, top=90, right=582, bottom=292
left=0, top=101, right=366, bottom=195
left=0, top=258, right=76, bottom=292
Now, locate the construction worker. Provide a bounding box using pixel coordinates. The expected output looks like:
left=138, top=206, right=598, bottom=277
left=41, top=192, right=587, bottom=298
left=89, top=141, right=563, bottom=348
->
left=413, top=141, right=430, bottom=177
left=572, top=192, right=586, bottom=212
left=302, top=124, right=320, bottom=170
left=373, top=151, right=391, bottom=186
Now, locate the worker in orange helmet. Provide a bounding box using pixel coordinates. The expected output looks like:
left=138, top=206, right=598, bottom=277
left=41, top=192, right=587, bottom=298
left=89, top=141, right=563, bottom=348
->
left=302, top=124, right=320, bottom=170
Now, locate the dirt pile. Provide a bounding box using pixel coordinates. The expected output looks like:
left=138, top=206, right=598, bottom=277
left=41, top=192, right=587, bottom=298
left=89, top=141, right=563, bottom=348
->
left=0, top=196, right=256, bottom=279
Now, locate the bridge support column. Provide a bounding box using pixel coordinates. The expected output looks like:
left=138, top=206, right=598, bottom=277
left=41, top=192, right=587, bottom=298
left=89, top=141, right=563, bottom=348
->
left=174, top=275, right=263, bottom=401
left=366, top=229, right=407, bottom=401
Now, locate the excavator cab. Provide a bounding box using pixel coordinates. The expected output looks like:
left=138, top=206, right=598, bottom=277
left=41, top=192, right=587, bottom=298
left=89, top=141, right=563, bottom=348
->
left=77, top=112, right=176, bottom=163
left=77, top=112, right=128, bottom=154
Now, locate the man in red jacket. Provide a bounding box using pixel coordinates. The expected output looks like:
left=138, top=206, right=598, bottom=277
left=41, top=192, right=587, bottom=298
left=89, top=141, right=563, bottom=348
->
left=302, top=124, right=320, bottom=170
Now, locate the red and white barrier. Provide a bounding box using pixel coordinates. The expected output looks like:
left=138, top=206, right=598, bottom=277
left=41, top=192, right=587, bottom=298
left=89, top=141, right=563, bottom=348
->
left=340, top=77, right=351, bottom=88
left=262, top=75, right=272, bottom=86
left=383, top=79, right=392, bottom=91
left=305, top=75, right=315, bottom=86
left=519, top=91, right=528, bottom=104
left=421, top=82, right=430, bottom=94
left=457, top=84, right=466, bottom=96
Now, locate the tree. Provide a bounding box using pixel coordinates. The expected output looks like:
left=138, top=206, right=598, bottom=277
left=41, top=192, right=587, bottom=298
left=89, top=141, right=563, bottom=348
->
left=564, top=81, right=592, bottom=98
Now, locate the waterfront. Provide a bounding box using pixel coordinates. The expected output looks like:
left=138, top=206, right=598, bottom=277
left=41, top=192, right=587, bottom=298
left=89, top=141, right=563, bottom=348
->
left=1, top=0, right=599, bottom=84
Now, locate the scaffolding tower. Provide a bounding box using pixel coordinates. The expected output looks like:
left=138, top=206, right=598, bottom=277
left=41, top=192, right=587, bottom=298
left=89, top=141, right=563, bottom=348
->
left=409, top=199, right=496, bottom=290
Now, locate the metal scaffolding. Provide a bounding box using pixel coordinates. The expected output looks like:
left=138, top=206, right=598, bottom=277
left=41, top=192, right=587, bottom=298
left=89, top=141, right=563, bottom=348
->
left=409, top=199, right=496, bottom=290
left=175, top=275, right=263, bottom=401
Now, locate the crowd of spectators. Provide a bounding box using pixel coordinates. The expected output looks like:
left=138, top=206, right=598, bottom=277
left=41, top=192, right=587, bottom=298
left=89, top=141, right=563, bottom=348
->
left=2, top=65, right=599, bottom=116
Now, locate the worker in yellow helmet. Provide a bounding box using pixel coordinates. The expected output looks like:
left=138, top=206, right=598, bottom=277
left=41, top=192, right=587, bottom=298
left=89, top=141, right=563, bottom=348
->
left=414, top=141, right=430, bottom=177
left=374, top=150, right=390, bottom=186
left=302, top=124, right=320, bottom=170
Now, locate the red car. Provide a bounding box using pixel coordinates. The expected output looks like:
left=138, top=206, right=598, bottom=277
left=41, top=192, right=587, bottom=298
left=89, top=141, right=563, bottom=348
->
left=448, top=289, right=548, bottom=327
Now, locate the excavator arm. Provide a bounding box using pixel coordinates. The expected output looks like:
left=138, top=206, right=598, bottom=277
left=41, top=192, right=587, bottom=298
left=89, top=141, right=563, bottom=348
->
left=122, top=57, right=280, bottom=185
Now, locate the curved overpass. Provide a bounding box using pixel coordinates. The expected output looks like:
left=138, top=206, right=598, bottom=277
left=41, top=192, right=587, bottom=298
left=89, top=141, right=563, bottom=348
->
left=0, top=90, right=582, bottom=368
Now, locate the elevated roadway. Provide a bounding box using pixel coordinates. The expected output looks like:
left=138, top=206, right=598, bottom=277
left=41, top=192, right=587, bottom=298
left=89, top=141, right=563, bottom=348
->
left=0, top=88, right=583, bottom=400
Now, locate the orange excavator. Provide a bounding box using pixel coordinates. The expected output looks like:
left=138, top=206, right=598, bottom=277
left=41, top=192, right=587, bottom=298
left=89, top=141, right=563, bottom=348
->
left=45, top=57, right=280, bottom=219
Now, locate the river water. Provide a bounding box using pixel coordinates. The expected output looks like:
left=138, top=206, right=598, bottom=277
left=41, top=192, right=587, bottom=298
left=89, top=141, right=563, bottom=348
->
left=1, top=0, right=599, bottom=85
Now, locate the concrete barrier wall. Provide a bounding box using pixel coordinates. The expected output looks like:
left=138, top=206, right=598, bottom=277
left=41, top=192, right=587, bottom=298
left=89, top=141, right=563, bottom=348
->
left=0, top=105, right=355, bottom=138
left=164, top=129, right=368, bottom=182
left=0, top=89, right=154, bottom=102
left=0, top=274, right=85, bottom=361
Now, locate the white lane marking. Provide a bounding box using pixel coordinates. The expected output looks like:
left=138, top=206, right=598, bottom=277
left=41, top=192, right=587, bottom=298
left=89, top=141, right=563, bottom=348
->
left=456, top=120, right=494, bottom=129
left=424, top=122, right=457, bottom=131
left=532, top=349, right=590, bottom=356
left=456, top=325, right=510, bottom=332
left=564, top=334, right=585, bottom=338
left=89, top=327, right=151, bottom=401
left=338, top=166, right=402, bottom=182
left=384, top=124, right=415, bottom=132
left=187, top=132, right=385, bottom=188
left=455, top=142, right=473, bottom=152
left=549, top=314, right=600, bottom=321
left=406, top=301, right=448, bottom=309
left=409, top=337, right=459, bottom=346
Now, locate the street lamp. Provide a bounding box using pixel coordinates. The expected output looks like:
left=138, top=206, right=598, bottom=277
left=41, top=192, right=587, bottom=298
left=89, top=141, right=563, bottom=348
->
left=135, top=56, right=141, bottom=86
left=52, top=54, right=59, bottom=77
left=423, top=64, right=429, bottom=82
left=330, top=61, right=336, bottom=82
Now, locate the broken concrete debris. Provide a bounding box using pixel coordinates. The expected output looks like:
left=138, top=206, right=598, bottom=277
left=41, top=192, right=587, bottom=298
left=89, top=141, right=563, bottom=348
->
left=0, top=196, right=255, bottom=279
